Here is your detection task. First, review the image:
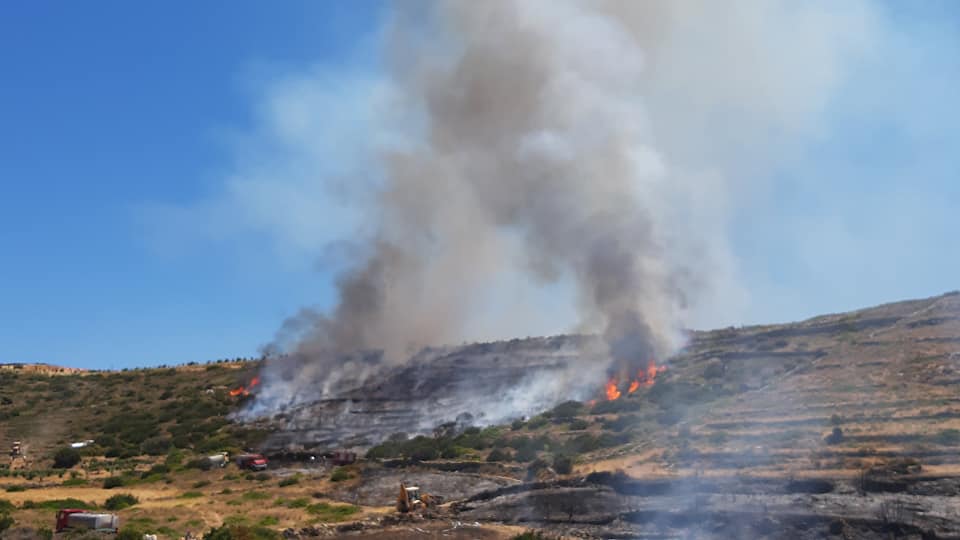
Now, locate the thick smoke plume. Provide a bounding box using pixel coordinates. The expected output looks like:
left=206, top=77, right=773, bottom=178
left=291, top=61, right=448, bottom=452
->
left=247, top=0, right=875, bottom=416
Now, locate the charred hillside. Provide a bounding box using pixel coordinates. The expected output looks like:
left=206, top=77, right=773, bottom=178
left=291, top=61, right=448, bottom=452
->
left=252, top=291, right=960, bottom=461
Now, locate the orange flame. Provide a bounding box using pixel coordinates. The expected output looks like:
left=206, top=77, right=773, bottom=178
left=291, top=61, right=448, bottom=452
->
left=229, top=376, right=261, bottom=397
left=603, top=360, right=667, bottom=401
left=605, top=377, right=622, bottom=401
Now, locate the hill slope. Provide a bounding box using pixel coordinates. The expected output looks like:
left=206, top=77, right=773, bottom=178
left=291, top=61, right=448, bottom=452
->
left=1, top=292, right=960, bottom=539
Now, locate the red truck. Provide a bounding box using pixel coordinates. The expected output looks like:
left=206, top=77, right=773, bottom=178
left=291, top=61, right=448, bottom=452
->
left=56, top=509, right=119, bottom=533
left=235, top=453, right=268, bottom=471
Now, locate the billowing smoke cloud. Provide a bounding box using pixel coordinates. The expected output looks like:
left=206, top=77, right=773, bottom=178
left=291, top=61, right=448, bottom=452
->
left=234, top=0, right=877, bottom=415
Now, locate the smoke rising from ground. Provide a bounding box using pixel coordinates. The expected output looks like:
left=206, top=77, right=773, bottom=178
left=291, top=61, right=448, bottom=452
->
left=244, top=0, right=877, bottom=416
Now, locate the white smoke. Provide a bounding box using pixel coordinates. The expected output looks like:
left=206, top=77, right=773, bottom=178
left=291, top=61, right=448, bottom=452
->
left=206, top=0, right=879, bottom=418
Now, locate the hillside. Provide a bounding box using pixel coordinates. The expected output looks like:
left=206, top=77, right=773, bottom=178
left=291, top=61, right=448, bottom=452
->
left=1, top=292, right=960, bottom=539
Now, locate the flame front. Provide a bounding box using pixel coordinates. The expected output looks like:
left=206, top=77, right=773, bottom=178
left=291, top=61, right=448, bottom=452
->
left=605, top=377, right=622, bottom=401
left=603, top=360, right=667, bottom=401
left=229, top=376, right=261, bottom=397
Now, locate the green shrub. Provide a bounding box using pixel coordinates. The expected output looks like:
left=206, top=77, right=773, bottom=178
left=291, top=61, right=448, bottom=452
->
left=242, top=491, right=270, bottom=501
left=141, top=436, right=172, bottom=456
left=510, top=532, right=555, bottom=540
left=52, top=447, right=81, bottom=469
left=104, top=493, right=139, bottom=510
left=165, top=450, right=184, bottom=468
left=22, top=498, right=94, bottom=510
left=4, top=485, right=26, bottom=492
left=552, top=455, right=574, bottom=475
left=0, top=500, right=15, bottom=513
left=526, top=416, right=549, bottom=430
left=0, top=514, right=13, bottom=533
left=283, top=498, right=309, bottom=509
left=486, top=448, right=512, bottom=462
left=62, top=477, right=88, bottom=486
left=511, top=419, right=526, bottom=431
left=568, top=419, right=589, bottom=431
left=330, top=468, right=352, bottom=482
left=103, top=476, right=126, bottom=489
left=116, top=527, right=148, bottom=540
left=278, top=476, right=299, bottom=487
left=204, top=524, right=280, bottom=540
left=192, top=480, right=212, bottom=489
left=141, top=464, right=170, bottom=479
left=179, top=491, right=203, bottom=499
left=305, top=502, right=360, bottom=522
left=548, top=400, right=584, bottom=419
left=257, top=516, right=279, bottom=526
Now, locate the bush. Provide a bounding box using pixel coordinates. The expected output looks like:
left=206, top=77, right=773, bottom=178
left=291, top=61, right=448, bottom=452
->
left=511, top=419, right=526, bottom=431
left=52, top=447, right=81, bottom=469
left=548, top=400, right=584, bottom=419
left=104, top=493, right=139, bottom=510
left=103, top=476, right=126, bottom=489
left=242, top=491, right=270, bottom=501
left=141, top=436, right=172, bottom=456
left=568, top=419, right=589, bottom=431
left=305, top=502, right=360, bottom=522
left=486, top=448, right=512, bottom=462
left=330, top=467, right=352, bottom=482
left=825, top=427, right=844, bottom=445
left=278, top=476, right=299, bottom=487
left=553, top=455, right=574, bottom=475
left=117, top=528, right=146, bottom=540
left=141, top=464, right=170, bottom=479
left=187, top=457, right=214, bottom=471
left=511, top=532, right=555, bottom=540
left=21, top=498, right=93, bottom=510
left=602, top=414, right=640, bottom=432
left=526, top=416, right=549, bottom=430
left=204, top=524, right=280, bottom=540
left=0, top=514, right=13, bottom=533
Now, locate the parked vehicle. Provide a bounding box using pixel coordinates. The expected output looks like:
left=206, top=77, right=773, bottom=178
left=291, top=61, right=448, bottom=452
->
left=55, top=509, right=119, bottom=533
left=235, top=453, right=268, bottom=471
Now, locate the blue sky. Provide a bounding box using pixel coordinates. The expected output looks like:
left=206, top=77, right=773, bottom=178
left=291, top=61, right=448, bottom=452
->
left=1, top=1, right=958, bottom=369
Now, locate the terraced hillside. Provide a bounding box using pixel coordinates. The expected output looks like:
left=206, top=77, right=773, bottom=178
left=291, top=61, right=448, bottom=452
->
left=1, top=292, right=960, bottom=539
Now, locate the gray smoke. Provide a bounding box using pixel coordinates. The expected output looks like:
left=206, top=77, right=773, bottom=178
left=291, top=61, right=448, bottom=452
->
left=245, top=0, right=876, bottom=415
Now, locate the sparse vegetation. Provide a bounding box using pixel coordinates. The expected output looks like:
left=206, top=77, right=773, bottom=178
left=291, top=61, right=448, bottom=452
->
left=104, top=493, right=139, bottom=510
left=305, top=502, right=360, bottom=522
left=330, top=467, right=353, bottom=482
left=205, top=524, right=280, bottom=540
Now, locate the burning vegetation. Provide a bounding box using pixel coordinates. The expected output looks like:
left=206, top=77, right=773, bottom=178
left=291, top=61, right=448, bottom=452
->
left=230, top=376, right=260, bottom=397
left=604, top=361, right=667, bottom=402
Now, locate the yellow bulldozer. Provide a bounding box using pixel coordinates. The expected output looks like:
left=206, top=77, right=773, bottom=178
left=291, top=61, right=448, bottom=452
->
left=396, top=482, right=442, bottom=513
